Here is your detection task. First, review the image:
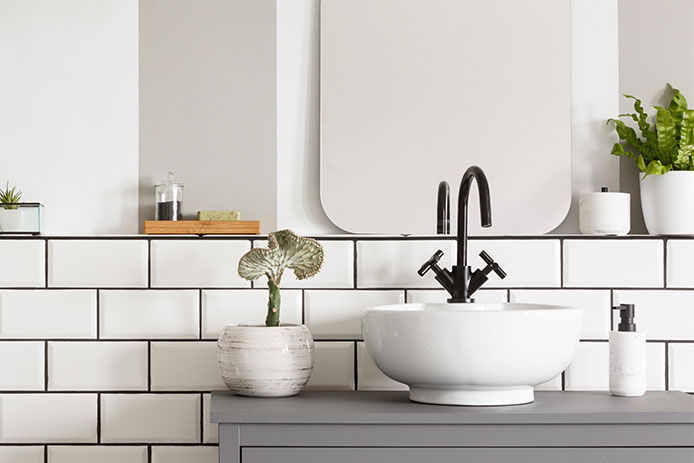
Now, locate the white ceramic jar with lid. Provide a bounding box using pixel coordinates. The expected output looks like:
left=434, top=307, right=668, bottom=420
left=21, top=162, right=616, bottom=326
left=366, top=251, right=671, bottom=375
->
left=579, top=187, right=630, bottom=235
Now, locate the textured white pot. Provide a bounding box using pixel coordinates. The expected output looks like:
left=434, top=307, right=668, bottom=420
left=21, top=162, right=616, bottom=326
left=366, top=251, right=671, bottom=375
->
left=640, top=171, right=694, bottom=235
left=0, top=209, right=25, bottom=232
left=217, top=324, right=313, bottom=397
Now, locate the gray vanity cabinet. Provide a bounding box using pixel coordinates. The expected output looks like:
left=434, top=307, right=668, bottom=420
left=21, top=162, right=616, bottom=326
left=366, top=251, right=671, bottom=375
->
left=211, top=391, right=694, bottom=463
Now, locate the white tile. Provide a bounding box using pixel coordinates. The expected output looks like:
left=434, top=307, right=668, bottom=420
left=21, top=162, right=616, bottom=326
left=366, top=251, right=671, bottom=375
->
left=202, top=289, right=302, bottom=339
left=467, top=240, right=561, bottom=288
left=0, top=446, right=43, bottom=463
left=510, top=290, right=611, bottom=339
left=407, top=289, right=507, bottom=303
left=48, top=446, right=148, bottom=463
left=151, top=342, right=225, bottom=391
left=613, top=290, right=694, bottom=340
left=0, top=342, right=44, bottom=390
left=254, top=240, right=354, bottom=288
left=535, top=375, right=562, bottom=391
left=151, top=240, right=250, bottom=287
left=151, top=446, right=218, bottom=463
left=305, top=342, right=354, bottom=390
left=565, top=342, right=608, bottom=390
left=0, top=393, right=96, bottom=443
left=0, top=290, right=96, bottom=339
left=48, top=240, right=148, bottom=288
left=0, top=241, right=45, bottom=287
left=646, top=342, right=666, bottom=391
left=305, top=290, right=403, bottom=339
left=202, top=393, right=218, bottom=443
left=669, top=343, right=694, bottom=392
left=357, top=240, right=456, bottom=288
left=667, top=240, right=694, bottom=287
left=356, top=342, right=407, bottom=391
left=101, top=394, right=200, bottom=443
left=48, top=342, right=148, bottom=391
left=99, top=290, right=199, bottom=339
left=563, top=240, right=664, bottom=288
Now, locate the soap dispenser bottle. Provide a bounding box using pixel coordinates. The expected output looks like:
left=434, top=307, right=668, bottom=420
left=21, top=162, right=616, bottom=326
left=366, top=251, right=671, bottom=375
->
left=609, top=304, right=646, bottom=397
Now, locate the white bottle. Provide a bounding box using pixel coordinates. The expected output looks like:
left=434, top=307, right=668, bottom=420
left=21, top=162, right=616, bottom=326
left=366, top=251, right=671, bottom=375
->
left=609, top=304, right=646, bottom=397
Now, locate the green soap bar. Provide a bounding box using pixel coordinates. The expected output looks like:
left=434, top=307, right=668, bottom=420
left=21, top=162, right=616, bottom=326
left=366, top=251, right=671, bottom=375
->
left=197, top=210, right=241, bottom=221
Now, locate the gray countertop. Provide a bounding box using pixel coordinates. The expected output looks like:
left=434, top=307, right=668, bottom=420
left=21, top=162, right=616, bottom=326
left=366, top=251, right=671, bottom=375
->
left=211, top=390, right=694, bottom=425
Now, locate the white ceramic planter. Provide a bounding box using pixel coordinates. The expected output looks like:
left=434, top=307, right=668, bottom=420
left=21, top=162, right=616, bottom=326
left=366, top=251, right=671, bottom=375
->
left=640, top=171, right=694, bottom=235
left=217, top=324, right=313, bottom=397
left=0, top=209, right=25, bottom=232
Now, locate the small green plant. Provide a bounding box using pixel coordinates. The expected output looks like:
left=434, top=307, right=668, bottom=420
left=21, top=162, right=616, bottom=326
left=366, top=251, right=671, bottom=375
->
left=238, top=230, right=324, bottom=326
left=608, top=84, right=694, bottom=176
left=0, top=182, right=22, bottom=210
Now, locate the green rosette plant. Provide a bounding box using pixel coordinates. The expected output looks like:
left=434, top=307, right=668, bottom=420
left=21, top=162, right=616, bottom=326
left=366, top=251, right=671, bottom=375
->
left=608, top=84, right=694, bottom=177
left=238, top=230, right=324, bottom=326
left=0, top=182, right=22, bottom=210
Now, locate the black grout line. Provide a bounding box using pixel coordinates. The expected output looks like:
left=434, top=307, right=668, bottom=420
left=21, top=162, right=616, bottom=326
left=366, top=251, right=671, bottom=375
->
left=97, top=393, right=101, bottom=443
left=559, top=238, right=564, bottom=287
left=147, top=342, right=152, bottom=392
left=198, top=289, right=203, bottom=340
left=665, top=341, right=670, bottom=391
left=663, top=238, right=668, bottom=288
left=96, top=290, right=100, bottom=340
left=44, top=341, right=48, bottom=391
left=44, top=240, right=48, bottom=288
left=43, top=445, right=47, bottom=463
left=561, top=371, right=566, bottom=391
left=301, top=289, right=306, bottom=325
left=352, top=240, right=358, bottom=289
left=199, top=392, right=204, bottom=444
left=353, top=341, right=358, bottom=391
left=147, top=240, right=152, bottom=288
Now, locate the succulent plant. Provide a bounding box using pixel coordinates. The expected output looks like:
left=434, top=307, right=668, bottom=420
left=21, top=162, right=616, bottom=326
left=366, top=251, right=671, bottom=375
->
left=238, top=230, right=324, bottom=326
left=0, top=182, right=22, bottom=210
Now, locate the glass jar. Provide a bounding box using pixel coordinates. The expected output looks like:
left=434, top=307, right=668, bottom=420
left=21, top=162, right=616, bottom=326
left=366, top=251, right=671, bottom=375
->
left=155, top=172, right=183, bottom=221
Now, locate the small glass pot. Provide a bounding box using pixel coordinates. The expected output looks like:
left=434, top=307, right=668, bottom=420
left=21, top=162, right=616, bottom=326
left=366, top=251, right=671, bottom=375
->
left=155, top=172, right=183, bottom=221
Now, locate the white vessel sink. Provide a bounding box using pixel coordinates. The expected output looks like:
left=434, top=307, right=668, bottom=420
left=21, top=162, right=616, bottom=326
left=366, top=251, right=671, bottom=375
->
left=362, top=303, right=582, bottom=406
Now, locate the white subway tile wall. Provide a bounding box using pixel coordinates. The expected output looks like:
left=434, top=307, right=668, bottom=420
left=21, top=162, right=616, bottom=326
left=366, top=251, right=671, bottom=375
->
left=150, top=240, right=250, bottom=288
left=150, top=342, right=225, bottom=391
left=0, top=341, right=44, bottom=390
left=305, top=290, right=403, bottom=339
left=48, top=342, right=148, bottom=391
left=0, top=394, right=97, bottom=443
left=48, top=240, right=148, bottom=288
left=100, top=394, right=200, bottom=443
left=0, top=236, right=690, bottom=458
left=48, top=446, right=148, bottom=463
left=0, top=240, right=45, bottom=287
left=151, top=446, right=218, bottom=463
left=0, top=446, right=44, bottom=463
left=0, top=290, right=96, bottom=339
left=563, top=239, right=664, bottom=288
left=201, top=289, right=302, bottom=338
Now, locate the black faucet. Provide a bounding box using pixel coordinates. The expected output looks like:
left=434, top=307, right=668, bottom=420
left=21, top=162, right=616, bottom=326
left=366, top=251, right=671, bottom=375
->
left=437, top=181, right=450, bottom=234
left=418, top=166, right=506, bottom=302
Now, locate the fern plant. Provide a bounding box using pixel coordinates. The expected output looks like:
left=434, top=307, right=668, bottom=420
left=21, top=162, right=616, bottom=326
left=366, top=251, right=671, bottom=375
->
left=238, top=230, right=324, bottom=326
left=0, top=182, right=22, bottom=210
left=608, top=84, right=694, bottom=177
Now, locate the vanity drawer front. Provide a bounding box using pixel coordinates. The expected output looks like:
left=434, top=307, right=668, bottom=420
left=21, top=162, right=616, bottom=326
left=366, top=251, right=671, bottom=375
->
left=241, top=447, right=693, bottom=463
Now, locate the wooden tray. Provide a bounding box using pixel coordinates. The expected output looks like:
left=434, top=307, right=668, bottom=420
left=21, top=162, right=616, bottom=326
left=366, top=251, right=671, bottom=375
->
left=144, top=220, right=260, bottom=235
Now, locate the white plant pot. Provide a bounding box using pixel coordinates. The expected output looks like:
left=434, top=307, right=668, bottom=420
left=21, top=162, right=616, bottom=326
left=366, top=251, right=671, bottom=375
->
left=0, top=209, right=25, bottom=232
left=640, top=171, right=694, bottom=235
left=217, top=324, right=313, bottom=397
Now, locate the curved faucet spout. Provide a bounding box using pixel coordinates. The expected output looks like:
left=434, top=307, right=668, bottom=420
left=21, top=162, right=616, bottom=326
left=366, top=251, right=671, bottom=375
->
left=419, top=165, right=505, bottom=303
left=457, top=166, right=492, bottom=268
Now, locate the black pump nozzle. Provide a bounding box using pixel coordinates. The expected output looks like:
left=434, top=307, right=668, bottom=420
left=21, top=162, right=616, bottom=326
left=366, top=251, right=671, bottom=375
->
left=613, top=304, right=636, bottom=332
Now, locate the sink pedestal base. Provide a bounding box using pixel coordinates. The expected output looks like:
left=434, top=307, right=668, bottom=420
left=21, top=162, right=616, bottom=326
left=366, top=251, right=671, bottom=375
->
left=409, top=386, right=534, bottom=406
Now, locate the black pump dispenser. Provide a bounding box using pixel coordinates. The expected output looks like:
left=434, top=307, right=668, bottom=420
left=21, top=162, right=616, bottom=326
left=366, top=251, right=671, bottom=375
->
left=613, top=304, right=636, bottom=332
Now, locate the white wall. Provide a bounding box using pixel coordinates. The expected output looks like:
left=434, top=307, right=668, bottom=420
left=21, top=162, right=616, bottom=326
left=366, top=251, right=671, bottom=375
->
left=0, top=0, right=139, bottom=234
